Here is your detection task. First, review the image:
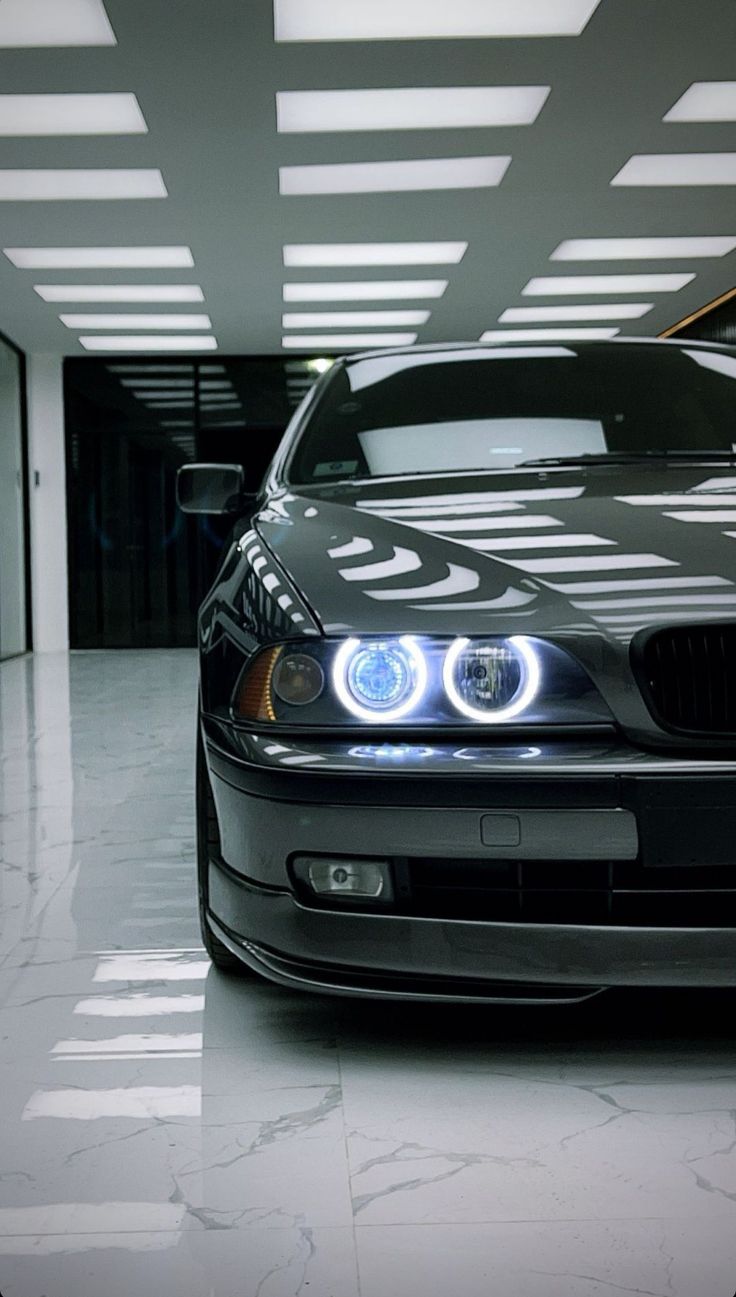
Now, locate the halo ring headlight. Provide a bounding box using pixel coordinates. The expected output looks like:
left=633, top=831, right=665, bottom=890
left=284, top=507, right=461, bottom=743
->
left=443, top=636, right=541, bottom=723
left=333, top=636, right=428, bottom=722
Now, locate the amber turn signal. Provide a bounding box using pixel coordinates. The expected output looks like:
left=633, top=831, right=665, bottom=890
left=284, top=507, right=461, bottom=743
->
left=233, top=647, right=281, bottom=721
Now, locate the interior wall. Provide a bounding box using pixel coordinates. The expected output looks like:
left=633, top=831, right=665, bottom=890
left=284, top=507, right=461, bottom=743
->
left=27, top=354, right=69, bottom=653
left=0, top=334, right=27, bottom=660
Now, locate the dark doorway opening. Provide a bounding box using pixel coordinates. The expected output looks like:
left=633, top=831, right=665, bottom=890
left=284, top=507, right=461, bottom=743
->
left=64, top=354, right=328, bottom=648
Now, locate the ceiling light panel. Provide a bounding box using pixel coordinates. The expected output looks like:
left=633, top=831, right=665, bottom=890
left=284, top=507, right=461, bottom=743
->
left=664, top=82, right=736, bottom=123
left=79, top=336, right=218, bottom=351
left=276, top=87, right=549, bottom=132
left=0, top=0, right=116, bottom=46
left=283, top=280, right=447, bottom=301
left=282, top=332, right=417, bottom=348
left=611, top=154, right=736, bottom=186
left=481, top=327, right=620, bottom=341
left=282, top=309, right=429, bottom=327
left=500, top=303, right=652, bottom=322
left=551, top=236, right=736, bottom=260
left=5, top=246, right=193, bottom=268
left=523, top=273, right=695, bottom=295
left=284, top=242, right=466, bottom=266
left=0, top=94, right=147, bottom=136
left=60, top=314, right=211, bottom=330
left=0, top=170, right=167, bottom=200
left=274, top=0, right=602, bottom=41
left=35, top=285, right=204, bottom=303
left=280, top=156, right=510, bottom=194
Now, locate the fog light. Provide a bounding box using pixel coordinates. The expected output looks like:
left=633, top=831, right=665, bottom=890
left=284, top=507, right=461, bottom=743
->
left=294, top=857, right=393, bottom=903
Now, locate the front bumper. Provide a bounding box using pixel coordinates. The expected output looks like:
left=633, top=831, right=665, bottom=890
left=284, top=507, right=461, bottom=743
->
left=204, top=724, right=736, bottom=999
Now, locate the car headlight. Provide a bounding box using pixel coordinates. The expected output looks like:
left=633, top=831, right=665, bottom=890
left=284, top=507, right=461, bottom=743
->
left=333, top=636, right=427, bottom=721
left=232, top=635, right=611, bottom=729
left=442, top=636, right=540, bottom=723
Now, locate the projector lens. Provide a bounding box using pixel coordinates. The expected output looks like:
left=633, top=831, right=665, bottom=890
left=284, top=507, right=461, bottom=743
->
left=333, top=636, right=427, bottom=721
left=443, top=637, right=540, bottom=722
left=272, top=652, right=324, bottom=706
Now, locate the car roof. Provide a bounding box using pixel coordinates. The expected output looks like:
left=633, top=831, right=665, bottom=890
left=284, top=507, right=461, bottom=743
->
left=338, top=336, right=736, bottom=365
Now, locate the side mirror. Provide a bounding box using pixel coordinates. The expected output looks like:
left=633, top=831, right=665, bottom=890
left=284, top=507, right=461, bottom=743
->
left=176, top=463, right=247, bottom=515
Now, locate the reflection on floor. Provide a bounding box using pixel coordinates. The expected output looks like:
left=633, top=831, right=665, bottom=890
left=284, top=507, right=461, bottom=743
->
left=1, top=650, right=736, bottom=1296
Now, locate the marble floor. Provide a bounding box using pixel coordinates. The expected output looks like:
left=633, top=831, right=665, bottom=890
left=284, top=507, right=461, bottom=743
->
left=1, top=651, right=736, bottom=1297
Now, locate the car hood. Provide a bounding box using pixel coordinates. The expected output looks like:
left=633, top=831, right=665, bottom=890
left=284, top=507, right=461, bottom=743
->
left=255, top=464, right=736, bottom=645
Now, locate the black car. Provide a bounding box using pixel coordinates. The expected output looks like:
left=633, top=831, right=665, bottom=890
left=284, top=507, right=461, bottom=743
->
left=178, top=339, right=736, bottom=1004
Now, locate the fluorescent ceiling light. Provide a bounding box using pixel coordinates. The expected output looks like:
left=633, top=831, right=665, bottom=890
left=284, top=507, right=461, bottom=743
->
left=35, top=285, right=204, bottom=303
left=611, top=154, right=736, bottom=186
left=0, top=0, right=116, bottom=47
left=283, top=279, right=447, bottom=301
left=6, top=246, right=193, bottom=269
left=0, top=93, right=146, bottom=136
left=274, top=0, right=602, bottom=41
left=550, top=236, right=736, bottom=260
left=0, top=170, right=167, bottom=200
left=280, top=156, right=510, bottom=194
left=282, top=332, right=416, bottom=349
left=480, top=327, right=620, bottom=341
left=500, top=303, right=652, bottom=323
left=282, top=309, right=429, bottom=327
left=60, top=313, right=211, bottom=330
left=276, top=87, right=549, bottom=132
left=79, top=336, right=218, bottom=351
left=664, top=82, right=736, bottom=123
left=523, top=273, right=694, bottom=295
left=284, top=242, right=466, bottom=267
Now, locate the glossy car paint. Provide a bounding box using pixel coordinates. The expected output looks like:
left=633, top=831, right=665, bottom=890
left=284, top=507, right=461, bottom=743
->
left=196, top=340, right=736, bottom=999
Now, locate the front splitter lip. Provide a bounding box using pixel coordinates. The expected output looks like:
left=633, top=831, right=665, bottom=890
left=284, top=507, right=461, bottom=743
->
left=208, top=914, right=606, bottom=1005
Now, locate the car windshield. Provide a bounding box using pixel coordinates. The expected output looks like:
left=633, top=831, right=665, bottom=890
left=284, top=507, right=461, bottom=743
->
left=287, top=343, right=736, bottom=484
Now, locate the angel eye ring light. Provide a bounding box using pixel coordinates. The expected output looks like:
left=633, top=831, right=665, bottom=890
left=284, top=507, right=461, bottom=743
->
left=333, top=636, right=428, bottom=722
left=442, top=636, right=541, bottom=723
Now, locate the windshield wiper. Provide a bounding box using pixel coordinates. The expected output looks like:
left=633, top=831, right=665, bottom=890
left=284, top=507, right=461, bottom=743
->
left=519, top=450, right=736, bottom=468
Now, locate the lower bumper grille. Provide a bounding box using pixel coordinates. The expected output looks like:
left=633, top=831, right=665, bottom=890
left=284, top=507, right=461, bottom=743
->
left=405, top=857, right=736, bottom=927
